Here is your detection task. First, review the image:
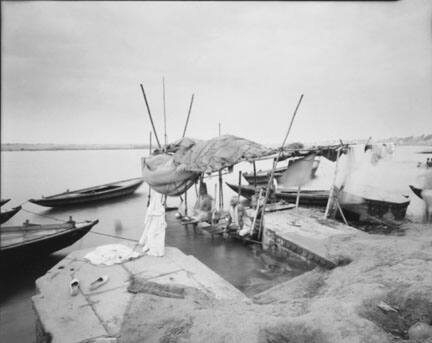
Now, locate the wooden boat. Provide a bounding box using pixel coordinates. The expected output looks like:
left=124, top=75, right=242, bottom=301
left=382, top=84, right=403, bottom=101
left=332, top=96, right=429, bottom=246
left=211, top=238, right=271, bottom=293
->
left=1, top=199, right=11, bottom=207
left=226, top=183, right=329, bottom=207
left=0, top=206, right=22, bottom=224
left=29, top=177, right=144, bottom=207
left=243, top=158, right=320, bottom=186
left=0, top=219, right=98, bottom=265
left=339, top=188, right=410, bottom=222
left=409, top=185, right=423, bottom=199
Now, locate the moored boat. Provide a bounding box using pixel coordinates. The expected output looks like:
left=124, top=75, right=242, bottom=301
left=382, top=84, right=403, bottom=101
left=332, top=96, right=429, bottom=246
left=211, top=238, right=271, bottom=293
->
left=29, top=177, right=144, bottom=208
left=225, top=182, right=329, bottom=207
left=0, top=206, right=22, bottom=224
left=409, top=185, right=423, bottom=199
left=243, top=158, right=320, bottom=186
left=339, top=188, right=410, bottom=222
left=0, top=219, right=98, bottom=266
left=1, top=199, right=11, bottom=207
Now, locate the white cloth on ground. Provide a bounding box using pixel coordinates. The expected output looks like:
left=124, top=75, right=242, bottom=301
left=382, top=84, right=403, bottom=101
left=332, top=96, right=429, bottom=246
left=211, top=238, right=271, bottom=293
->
left=84, top=244, right=140, bottom=265
left=139, top=192, right=166, bottom=256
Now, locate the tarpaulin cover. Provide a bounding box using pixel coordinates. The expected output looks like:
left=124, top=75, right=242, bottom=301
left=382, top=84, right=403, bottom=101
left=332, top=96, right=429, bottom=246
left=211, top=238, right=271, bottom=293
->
left=165, top=135, right=274, bottom=173
left=141, top=153, right=200, bottom=196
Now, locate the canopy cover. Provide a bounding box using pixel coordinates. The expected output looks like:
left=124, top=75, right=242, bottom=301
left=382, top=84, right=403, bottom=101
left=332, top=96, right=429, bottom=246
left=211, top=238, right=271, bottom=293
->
left=142, top=135, right=273, bottom=195
left=166, top=135, right=274, bottom=172
left=141, top=135, right=346, bottom=196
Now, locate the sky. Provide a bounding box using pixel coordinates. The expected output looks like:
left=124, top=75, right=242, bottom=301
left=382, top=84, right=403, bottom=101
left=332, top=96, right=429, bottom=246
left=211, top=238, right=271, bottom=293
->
left=2, top=0, right=432, bottom=145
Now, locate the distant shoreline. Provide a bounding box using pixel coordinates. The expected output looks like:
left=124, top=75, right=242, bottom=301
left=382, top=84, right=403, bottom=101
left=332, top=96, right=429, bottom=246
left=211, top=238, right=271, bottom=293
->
left=1, top=144, right=149, bottom=152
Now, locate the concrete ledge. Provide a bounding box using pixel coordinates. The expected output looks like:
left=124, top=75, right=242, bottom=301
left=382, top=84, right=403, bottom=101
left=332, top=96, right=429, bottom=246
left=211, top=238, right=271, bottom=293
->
left=32, top=246, right=246, bottom=343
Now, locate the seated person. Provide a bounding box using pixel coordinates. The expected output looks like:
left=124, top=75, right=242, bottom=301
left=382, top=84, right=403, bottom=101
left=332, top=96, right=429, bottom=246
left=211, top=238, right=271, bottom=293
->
left=225, top=196, right=247, bottom=233
left=191, top=182, right=213, bottom=223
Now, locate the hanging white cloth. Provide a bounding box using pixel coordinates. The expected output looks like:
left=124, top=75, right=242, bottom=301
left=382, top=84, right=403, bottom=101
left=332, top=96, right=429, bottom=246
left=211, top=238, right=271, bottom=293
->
left=84, top=244, right=140, bottom=266
left=139, top=191, right=167, bottom=256
left=276, top=154, right=316, bottom=188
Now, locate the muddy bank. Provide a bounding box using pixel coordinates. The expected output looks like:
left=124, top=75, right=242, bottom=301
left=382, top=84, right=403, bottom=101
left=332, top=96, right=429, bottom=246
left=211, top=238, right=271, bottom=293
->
left=120, top=223, right=432, bottom=343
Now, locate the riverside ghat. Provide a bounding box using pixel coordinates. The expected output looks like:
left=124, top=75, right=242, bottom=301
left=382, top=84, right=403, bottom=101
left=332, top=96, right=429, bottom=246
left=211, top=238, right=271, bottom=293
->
left=31, top=135, right=432, bottom=343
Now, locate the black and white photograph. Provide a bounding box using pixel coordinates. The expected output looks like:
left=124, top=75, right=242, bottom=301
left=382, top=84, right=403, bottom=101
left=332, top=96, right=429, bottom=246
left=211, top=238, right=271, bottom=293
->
left=1, top=1, right=432, bottom=342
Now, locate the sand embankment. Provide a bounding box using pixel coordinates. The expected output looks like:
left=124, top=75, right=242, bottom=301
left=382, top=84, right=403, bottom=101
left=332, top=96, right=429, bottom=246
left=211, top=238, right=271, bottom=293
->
left=121, top=223, right=432, bottom=343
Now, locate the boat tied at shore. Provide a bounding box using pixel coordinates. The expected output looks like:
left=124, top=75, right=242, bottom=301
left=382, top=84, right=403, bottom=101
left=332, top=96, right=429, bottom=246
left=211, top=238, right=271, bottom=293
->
left=29, top=177, right=144, bottom=208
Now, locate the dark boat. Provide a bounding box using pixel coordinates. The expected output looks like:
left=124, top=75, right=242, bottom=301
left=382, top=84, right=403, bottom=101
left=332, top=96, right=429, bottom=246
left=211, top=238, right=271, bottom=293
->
left=29, top=177, right=144, bottom=207
left=243, top=158, right=320, bottom=186
left=226, top=182, right=329, bottom=207
left=339, top=189, right=410, bottom=222
left=0, top=219, right=98, bottom=265
left=409, top=185, right=423, bottom=199
left=1, top=199, right=11, bottom=207
left=0, top=206, right=22, bottom=224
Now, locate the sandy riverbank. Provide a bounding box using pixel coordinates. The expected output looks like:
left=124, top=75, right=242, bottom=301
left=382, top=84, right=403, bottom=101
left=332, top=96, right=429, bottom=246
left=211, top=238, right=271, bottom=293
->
left=120, top=222, right=432, bottom=343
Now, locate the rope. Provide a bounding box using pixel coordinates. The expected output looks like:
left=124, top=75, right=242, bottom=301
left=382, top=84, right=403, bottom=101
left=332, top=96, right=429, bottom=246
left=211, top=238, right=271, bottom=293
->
left=21, top=206, right=68, bottom=223
left=21, top=205, right=139, bottom=242
left=88, top=231, right=139, bottom=243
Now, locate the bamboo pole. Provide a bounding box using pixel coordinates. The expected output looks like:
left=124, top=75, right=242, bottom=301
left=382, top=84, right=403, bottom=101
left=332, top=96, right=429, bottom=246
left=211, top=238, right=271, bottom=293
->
left=253, top=161, right=257, bottom=189
left=140, top=84, right=161, bottom=148
left=237, top=171, right=242, bottom=201
left=218, top=171, right=224, bottom=210
left=162, top=77, right=167, bottom=146
left=218, top=123, right=224, bottom=210
left=147, top=131, right=152, bottom=207
left=295, top=186, right=301, bottom=209
left=182, top=94, right=195, bottom=138
left=258, top=94, right=304, bottom=241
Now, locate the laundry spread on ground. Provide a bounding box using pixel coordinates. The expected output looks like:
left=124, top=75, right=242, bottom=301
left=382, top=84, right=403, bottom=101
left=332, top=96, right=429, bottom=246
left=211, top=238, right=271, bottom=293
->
left=84, top=244, right=140, bottom=265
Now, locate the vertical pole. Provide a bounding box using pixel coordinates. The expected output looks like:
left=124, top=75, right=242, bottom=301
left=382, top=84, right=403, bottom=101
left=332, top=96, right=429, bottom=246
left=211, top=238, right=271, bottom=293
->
left=182, top=94, right=194, bottom=138
left=218, top=171, right=224, bottom=210
left=237, top=171, right=242, bottom=201
left=253, top=161, right=257, bottom=189
left=295, top=186, right=301, bottom=209
left=147, top=131, right=152, bottom=207
left=140, top=84, right=162, bottom=148
left=162, top=77, right=167, bottom=146
left=218, top=123, right=223, bottom=210
left=184, top=190, right=188, bottom=216
left=259, top=94, right=304, bottom=241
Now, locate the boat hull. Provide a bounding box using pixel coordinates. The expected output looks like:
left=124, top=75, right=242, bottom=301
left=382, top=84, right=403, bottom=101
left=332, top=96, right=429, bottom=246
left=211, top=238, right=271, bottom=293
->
left=0, top=206, right=22, bottom=224
left=1, top=199, right=11, bottom=207
left=243, top=160, right=320, bottom=186
left=29, top=178, right=144, bottom=207
left=0, top=220, right=98, bottom=266
left=226, top=183, right=329, bottom=207
left=339, top=192, right=410, bottom=222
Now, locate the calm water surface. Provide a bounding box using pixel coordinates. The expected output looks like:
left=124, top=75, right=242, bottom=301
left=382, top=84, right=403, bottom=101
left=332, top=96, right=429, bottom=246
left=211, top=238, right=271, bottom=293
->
left=0, top=146, right=429, bottom=342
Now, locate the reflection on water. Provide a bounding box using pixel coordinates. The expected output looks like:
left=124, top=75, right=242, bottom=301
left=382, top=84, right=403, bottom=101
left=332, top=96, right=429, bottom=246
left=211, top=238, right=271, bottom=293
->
left=0, top=146, right=427, bottom=342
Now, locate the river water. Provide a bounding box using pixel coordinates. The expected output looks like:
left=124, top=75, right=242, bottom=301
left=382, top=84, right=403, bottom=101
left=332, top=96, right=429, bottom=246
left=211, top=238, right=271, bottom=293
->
left=0, top=146, right=429, bottom=342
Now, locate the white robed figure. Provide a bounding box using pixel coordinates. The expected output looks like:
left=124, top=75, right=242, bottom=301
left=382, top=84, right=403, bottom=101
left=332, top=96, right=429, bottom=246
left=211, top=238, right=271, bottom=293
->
left=138, top=191, right=166, bottom=256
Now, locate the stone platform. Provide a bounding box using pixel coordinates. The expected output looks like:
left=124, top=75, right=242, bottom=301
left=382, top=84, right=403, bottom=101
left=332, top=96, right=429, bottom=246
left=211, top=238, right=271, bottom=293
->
left=32, top=244, right=246, bottom=343
left=263, top=208, right=360, bottom=268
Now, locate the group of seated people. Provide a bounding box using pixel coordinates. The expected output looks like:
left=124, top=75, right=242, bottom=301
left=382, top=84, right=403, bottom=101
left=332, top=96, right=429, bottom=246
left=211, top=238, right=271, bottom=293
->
left=178, top=181, right=263, bottom=238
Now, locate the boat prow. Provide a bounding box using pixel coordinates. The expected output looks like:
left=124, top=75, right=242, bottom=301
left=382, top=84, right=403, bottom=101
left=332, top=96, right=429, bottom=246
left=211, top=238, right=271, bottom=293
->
left=0, top=206, right=22, bottom=224
left=1, top=199, right=11, bottom=207
left=409, top=185, right=423, bottom=199
left=0, top=219, right=99, bottom=267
